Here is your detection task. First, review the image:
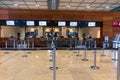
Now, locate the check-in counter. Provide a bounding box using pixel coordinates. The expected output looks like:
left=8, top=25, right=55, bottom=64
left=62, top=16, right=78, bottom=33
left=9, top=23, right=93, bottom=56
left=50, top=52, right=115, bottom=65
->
left=26, top=37, right=48, bottom=47
left=56, top=37, right=77, bottom=47
left=0, top=37, right=9, bottom=47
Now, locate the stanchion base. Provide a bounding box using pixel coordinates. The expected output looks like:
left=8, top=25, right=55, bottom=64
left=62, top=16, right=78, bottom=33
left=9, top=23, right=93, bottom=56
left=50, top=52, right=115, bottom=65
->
left=49, top=67, right=58, bottom=70
left=111, top=58, right=118, bottom=61
left=91, top=66, right=99, bottom=70
left=73, top=52, right=78, bottom=53
left=26, top=52, right=31, bottom=54
left=101, top=54, right=106, bottom=56
left=49, top=55, right=52, bottom=57
left=4, top=52, right=9, bottom=54
left=49, top=59, right=53, bottom=62
left=22, top=55, right=28, bottom=57
left=82, top=59, right=88, bottom=61
left=76, top=54, right=81, bottom=56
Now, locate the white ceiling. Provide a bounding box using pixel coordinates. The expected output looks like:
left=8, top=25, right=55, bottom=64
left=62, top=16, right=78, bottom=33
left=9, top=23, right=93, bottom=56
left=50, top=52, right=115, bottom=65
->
left=0, top=0, right=119, bottom=11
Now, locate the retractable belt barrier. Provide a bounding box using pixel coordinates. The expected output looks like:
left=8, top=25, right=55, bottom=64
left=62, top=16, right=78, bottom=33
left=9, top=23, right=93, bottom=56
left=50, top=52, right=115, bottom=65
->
left=0, top=40, right=119, bottom=50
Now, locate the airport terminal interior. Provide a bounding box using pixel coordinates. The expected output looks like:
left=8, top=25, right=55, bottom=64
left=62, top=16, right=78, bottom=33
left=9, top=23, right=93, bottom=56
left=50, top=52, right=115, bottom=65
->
left=0, top=0, right=120, bottom=80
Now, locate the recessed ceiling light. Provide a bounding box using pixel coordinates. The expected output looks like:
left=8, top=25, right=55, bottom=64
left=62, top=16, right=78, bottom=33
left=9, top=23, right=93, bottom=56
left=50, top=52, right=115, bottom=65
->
left=105, top=6, right=110, bottom=9
left=86, top=6, right=91, bottom=8
left=14, top=4, right=18, bottom=6
left=66, top=5, right=71, bottom=8
left=35, top=4, right=40, bottom=7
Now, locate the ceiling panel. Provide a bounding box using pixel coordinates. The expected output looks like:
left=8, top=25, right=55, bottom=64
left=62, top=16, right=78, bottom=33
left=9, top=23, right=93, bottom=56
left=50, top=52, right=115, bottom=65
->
left=69, top=3, right=80, bottom=6
left=0, top=0, right=119, bottom=11
left=90, top=3, right=101, bottom=7
left=80, top=3, right=90, bottom=6
left=60, top=0, right=71, bottom=2
left=95, top=8, right=104, bottom=10
left=37, top=2, right=47, bottom=5
left=13, top=1, right=25, bottom=4
left=71, top=0, right=83, bottom=2
left=94, top=0, right=108, bottom=3
left=25, top=2, right=36, bottom=5
left=36, top=0, right=47, bottom=2
left=100, top=4, right=111, bottom=7
left=1, top=1, right=14, bottom=4
left=77, top=7, right=86, bottom=10
left=106, top=0, right=118, bottom=3
left=0, top=5, right=8, bottom=8
left=59, top=3, right=69, bottom=6
left=83, top=0, right=95, bottom=3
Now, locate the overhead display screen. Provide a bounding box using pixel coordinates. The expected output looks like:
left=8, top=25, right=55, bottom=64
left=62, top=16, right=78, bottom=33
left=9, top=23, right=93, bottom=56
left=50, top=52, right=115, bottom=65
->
left=39, top=21, right=47, bottom=26
left=58, top=21, right=66, bottom=26
left=6, top=20, right=15, bottom=26
left=26, top=21, right=35, bottom=26
left=88, top=22, right=96, bottom=26
left=70, top=22, right=77, bottom=27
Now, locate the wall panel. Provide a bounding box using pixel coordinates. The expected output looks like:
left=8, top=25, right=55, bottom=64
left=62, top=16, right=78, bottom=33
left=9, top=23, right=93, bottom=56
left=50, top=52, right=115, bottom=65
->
left=0, top=9, right=120, bottom=39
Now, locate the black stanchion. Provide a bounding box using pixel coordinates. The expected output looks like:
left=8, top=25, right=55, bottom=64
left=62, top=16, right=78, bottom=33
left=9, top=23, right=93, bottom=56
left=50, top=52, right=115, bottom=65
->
left=82, top=43, right=88, bottom=61
left=91, top=41, right=99, bottom=70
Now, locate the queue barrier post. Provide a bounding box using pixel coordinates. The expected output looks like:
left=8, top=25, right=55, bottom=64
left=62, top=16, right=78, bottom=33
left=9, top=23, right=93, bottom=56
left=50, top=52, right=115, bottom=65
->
left=91, top=41, right=99, bottom=70
left=22, top=40, right=27, bottom=57
left=101, top=41, right=106, bottom=56
left=117, top=48, right=120, bottom=80
left=82, top=42, right=88, bottom=61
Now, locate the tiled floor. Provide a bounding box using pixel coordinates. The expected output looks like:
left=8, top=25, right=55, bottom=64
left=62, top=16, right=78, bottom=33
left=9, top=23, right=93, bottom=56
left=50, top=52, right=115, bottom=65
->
left=0, top=50, right=117, bottom=80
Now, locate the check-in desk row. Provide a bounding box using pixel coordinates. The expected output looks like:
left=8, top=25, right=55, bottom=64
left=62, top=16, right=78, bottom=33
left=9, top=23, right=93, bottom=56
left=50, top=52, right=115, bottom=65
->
left=0, top=37, right=77, bottom=47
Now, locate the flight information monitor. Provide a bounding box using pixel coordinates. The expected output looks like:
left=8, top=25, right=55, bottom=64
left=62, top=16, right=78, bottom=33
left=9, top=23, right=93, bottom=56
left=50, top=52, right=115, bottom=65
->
left=26, top=21, right=35, bottom=26
left=6, top=20, right=15, bottom=26
left=58, top=21, right=66, bottom=26
left=39, top=21, right=47, bottom=26
left=70, top=22, right=77, bottom=27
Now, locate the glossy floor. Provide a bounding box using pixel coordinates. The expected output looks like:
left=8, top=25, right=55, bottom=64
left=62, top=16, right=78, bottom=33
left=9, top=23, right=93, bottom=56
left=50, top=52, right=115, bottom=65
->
left=0, top=50, right=117, bottom=80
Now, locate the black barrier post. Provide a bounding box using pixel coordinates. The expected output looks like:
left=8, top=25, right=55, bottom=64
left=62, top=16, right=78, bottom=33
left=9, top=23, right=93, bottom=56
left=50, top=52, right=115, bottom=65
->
left=82, top=42, right=88, bottom=61
left=91, top=41, right=99, bottom=70
left=117, top=48, right=120, bottom=80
